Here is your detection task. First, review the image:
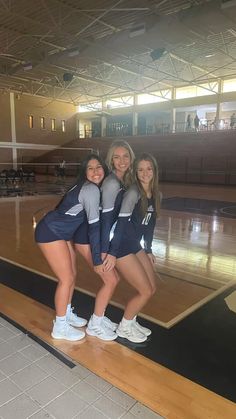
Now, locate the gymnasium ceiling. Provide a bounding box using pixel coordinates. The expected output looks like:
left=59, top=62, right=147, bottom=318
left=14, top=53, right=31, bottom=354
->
left=0, top=0, right=236, bottom=105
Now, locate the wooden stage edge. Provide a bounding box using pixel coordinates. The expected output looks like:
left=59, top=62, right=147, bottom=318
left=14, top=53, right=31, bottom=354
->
left=0, top=284, right=236, bottom=419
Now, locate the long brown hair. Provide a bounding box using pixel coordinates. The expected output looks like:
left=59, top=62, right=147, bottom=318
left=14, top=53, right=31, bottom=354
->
left=133, top=153, right=161, bottom=217
left=105, top=139, right=135, bottom=187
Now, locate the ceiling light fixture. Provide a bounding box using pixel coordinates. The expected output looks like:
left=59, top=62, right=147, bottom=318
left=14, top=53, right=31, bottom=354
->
left=67, top=47, right=80, bottom=57
left=23, top=62, right=33, bottom=71
left=150, top=48, right=166, bottom=61
left=129, top=24, right=146, bottom=38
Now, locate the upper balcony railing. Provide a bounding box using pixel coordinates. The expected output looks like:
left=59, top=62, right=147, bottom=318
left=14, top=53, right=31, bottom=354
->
left=78, top=116, right=236, bottom=139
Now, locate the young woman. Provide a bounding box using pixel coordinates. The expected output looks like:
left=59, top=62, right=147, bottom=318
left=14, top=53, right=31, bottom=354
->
left=74, top=140, right=135, bottom=341
left=107, top=153, right=161, bottom=343
left=35, top=154, right=107, bottom=341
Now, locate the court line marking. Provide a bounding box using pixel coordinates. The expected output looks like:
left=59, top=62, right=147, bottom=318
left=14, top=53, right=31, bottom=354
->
left=0, top=255, right=235, bottom=329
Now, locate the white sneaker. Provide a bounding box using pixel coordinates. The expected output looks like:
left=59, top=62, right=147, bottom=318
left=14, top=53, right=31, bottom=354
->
left=51, top=321, right=85, bottom=341
left=67, top=308, right=87, bottom=327
left=116, top=322, right=147, bottom=343
left=86, top=318, right=117, bottom=341
left=133, top=320, right=152, bottom=336
left=103, top=316, right=118, bottom=331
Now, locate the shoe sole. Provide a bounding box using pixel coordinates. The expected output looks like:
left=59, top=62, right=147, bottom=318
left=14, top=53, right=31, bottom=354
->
left=116, top=330, right=147, bottom=343
left=86, top=328, right=117, bottom=341
left=51, top=332, right=85, bottom=341
left=68, top=321, right=87, bottom=327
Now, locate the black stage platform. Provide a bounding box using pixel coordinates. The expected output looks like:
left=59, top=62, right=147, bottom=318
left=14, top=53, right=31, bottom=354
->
left=1, top=258, right=236, bottom=403
left=162, top=197, right=236, bottom=219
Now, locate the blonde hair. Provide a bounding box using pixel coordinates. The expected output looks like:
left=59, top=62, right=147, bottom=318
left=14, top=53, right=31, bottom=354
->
left=106, top=140, right=135, bottom=187
left=133, top=153, right=161, bottom=217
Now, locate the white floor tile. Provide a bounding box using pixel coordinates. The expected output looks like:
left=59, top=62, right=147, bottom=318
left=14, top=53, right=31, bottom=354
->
left=26, top=376, right=67, bottom=407
left=106, top=387, right=136, bottom=410
left=19, top=344, right=48, bottom=362
left=10, top=363, right=48, bottom=391
left=93, top=396, right=127, bottom=419
left=130, top=402, right=164, bottom=418
left=35, top=354, right=63, bottom=374
left=52, top=365, right=82, bottom=388
left=46, top=390, right=88, bottom=419
left=0, top=342, right=17, bottom=362
left=0, top=378, right=22, bottom=406
left=0, top=393, right=40, bottom=419
left=71, top=380, right=102, bottom=404
left=84, top=372, right=112, bottom=393
left=77, top=406, right=108, bottom=419
left=0, top=352, right=31, bottom=376
left=0, top=328, right=17, bottom=341
left=28, top=409, right=54, bottom=418
left=6, top=334, right=32, bottom=352
left=0, top=370, right=6, bottom=382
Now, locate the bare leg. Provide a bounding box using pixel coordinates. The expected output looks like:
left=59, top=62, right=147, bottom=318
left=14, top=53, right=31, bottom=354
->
left=75, top=243, right=120, bottom=316
left=116, top=254, right=153, bottom=320
left=38, top=240, right=85, bottom=341
left=93, top=269, right=120, bottom=316
left=38, top=241, right=75, bottom=316
left=75, top=244, right=93, bottom=267
left=136, top=250, right=157, bottom=295
left=67, top=241, right=77, bottom=304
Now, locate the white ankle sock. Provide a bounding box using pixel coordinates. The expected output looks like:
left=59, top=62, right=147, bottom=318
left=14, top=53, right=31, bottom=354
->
left=121, top=317, right=133, bottom=327
left=92, top=314, right=103, bottom=325
left=55, top=315, right=67, bottom=327
left=66, top=304, right=72, bottom=317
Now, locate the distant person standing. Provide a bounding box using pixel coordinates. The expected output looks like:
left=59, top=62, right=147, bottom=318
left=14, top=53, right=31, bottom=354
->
left=230, top=113, right=236, bottom=129
left=59, top=160, right=66, bottom=178
left=186, top=114, right=192, bottom=131
left=194, top=114, right=200, bottom=131
left=211, top=116, right=218, bottom=130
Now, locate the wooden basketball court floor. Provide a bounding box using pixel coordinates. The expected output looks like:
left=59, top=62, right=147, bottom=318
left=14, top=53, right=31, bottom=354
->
left=0, top=180, right=236, bottom=418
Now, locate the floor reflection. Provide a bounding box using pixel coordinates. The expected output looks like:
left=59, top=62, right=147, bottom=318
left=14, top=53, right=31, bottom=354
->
left=154, top=211, right=236, bottom=288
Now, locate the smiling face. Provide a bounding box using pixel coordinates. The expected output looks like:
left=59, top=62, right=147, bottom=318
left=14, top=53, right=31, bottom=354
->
left=112, top=146, right=131, bottom=179
left=86, top=158, right=105, bottom=185
left=136, top=159, right=154, bottom=187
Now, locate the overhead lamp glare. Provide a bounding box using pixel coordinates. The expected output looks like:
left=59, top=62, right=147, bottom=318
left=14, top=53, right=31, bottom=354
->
left=23, top=62, right=33, bottom=71
left=68, top=48, right=80, bottom=57
left=129, top=24, right=146, bottom=38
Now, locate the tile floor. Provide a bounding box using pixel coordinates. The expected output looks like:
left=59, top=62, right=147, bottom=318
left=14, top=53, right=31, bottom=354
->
left=0, top=316, right=165, bottom=419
